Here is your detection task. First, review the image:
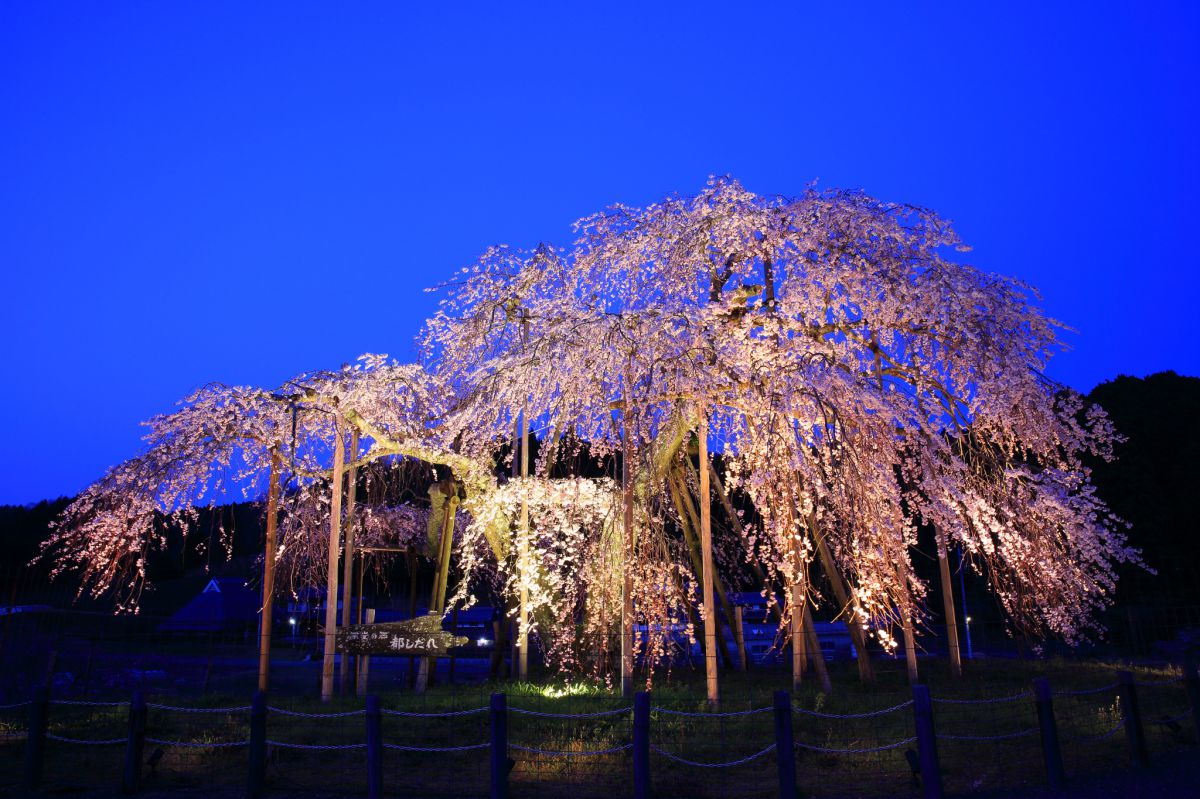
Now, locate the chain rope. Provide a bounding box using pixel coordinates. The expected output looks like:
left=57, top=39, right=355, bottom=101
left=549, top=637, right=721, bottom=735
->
left=933, top=692, right=1031, bottom=705
left=793, top=700, right=913, bottom=719
left=266, top=740, right=368, bottom=750
left=1065, top=719, right=1125, bottom=744
left=510, top=706, right=632, bottom=718
left=385, top=741, right=491, bottom=752
left=653, top=706, right=772, bottom=718
left=268, top=707, right=366, bottom=718
left=650, top=742, right=775, bottom=767
left=1148, top=710, right=1193, bottom=726
left=794, top=736, right=916, bottom=754
left=380, top=706, right=488, bottom=718
left=937, top=727, right=1038, bottom=742
left=1055, top=683, right=1120, bottom=697
left=147, top=703, right=251, bottom=714
left=146, top=736, right=248, bottom=748
left=50, top=699, right=128, bottom=708
left=511, top=742, right=633, bottom=757
left=46, top=732, right=125, bottom=745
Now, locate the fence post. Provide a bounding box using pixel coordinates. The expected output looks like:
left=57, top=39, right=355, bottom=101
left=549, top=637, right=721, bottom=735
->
left=246, top=690, right=267, bottom=799
left=1184, top=658, right=1200, bottom=743
left=633, top=691, right=650, bottom=799
left=1032, top=677, right=1065, bottom=789
left=22, top=686, right=49, bottom=792
left=121, top=689, right=147, bottom=794
left=912, top=684, right=943, bottom=799
left=366, top=694, right=383, bottom=799
left=490, top=692, right=508, bottom=799
left=1117, top=670, right=1148, bottom=768
left=773, top=690, right=796, bottom=799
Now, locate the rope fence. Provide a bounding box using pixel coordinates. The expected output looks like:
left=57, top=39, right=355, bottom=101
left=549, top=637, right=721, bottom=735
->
left=7, top=663, right=1199, bottom=799
left=650, top=741, right=775, bottom=768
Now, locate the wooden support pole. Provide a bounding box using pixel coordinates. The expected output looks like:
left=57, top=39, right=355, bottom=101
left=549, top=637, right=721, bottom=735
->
left=22, top=686, right=48, bottom=792
left=257, top=448, right=281, bottom=693
left=621, top=392, right=635, bottom=698
left=516, top=313, right=532, bottom=683
left=676, top=467, right=739, bottom=670
left=734, top=606, right=747, bottom=672
left=246, top=690, right=267, bottom=799
left=356, top=549, right=367, bottom=625
left=320, top=415, right=345, bottom=703
left=1033, top=677, right=1065, bottom=789
left=121, top=689, right=147, bottom=794
left=668, top=472, right=735, bottom=671
left=902, top=610, right=919, bottom=685
left=518, top=409, right=530, bottom=682
left=773, top=691, right=796, bottom=799
left=365, top=694, right=383, bottom=799
left=803, top=604, right=832, bottom=695
left=912, top=684, right=944, bottom=799
left=633, top=691, right=650, bottom=799
left=698, top=416, right=718, bottom=708
left=490, top=693, right=508, bottom=799
left=790, top=570, right=806, bottom=691
left=1117, top=670, right=1149, bottom=768
left=340, top=430, right=360, bottom=693
left=936, top=532, right=962, bottom=678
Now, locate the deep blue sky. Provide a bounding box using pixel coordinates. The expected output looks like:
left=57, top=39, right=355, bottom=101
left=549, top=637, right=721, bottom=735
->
left=2, top=3, right=1197, bottom=504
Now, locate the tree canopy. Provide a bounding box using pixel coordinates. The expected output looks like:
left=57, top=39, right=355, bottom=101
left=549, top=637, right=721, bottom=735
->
left=42, top=178, right=1140, bottom=682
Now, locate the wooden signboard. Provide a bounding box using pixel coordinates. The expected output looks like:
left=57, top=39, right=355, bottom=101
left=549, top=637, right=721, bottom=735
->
left=335, top=613, right=469, bottom=656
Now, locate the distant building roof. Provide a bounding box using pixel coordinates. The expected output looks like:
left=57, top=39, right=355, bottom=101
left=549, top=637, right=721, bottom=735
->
left=159, top=578, right=261, bottom=632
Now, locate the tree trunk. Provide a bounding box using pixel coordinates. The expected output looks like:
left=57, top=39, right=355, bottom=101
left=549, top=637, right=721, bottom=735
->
left=668, top=472, right=735, bottom=671
left=706, top=462, right=784, bottom=629
left=698, top=416, right=718, bottom=708
left=812, top=530, right=875, bottom=683
left=937, top=531, right=963, bottom=678
left=339, top=429, right=359, bottom=693
left=256, top=448, right=280, bottom=692
left=418, top=486, right=457, bottom=693
left=320, top=417, right=345, bottom=703
left=432, top=490, right=457, bottom=613
left=803, top=603, right=832, bottom=694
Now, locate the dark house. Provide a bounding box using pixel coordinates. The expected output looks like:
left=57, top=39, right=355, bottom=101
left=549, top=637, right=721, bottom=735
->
left=159, top=578, right=261, bottom=634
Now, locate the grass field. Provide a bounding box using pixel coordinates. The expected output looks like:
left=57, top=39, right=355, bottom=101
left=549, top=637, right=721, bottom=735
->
left=1, top=657, right=1196, bottom=798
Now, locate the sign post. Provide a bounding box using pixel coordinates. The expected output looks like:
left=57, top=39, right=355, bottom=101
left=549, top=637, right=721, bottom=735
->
left=337, top=613, right=470, bottom=658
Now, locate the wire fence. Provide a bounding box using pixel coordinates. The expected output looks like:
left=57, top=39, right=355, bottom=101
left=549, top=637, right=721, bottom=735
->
left=0, top=657, right=1190, bottom=796
left=3, top=663, right=1197, bottom=799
